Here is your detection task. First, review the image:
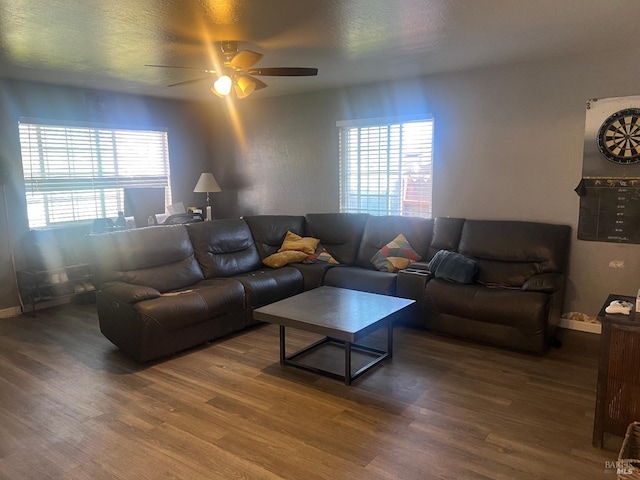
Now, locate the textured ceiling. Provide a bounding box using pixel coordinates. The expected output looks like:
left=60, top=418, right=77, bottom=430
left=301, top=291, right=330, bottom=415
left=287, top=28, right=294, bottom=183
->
left=1, top=0, right=639, bottom=101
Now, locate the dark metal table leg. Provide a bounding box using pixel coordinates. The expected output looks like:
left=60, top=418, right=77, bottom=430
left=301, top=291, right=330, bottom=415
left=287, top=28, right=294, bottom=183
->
left=345, top=341, right=352, bottom=385
left=279, top=324, right=393, bottom=385
left=279, top=325, right=286, bottom=365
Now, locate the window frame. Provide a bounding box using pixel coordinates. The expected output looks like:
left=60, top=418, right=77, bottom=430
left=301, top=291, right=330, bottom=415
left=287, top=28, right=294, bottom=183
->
left=18, top=118, right=172, bottom=229
left=337, top=115, right=434, bottom=218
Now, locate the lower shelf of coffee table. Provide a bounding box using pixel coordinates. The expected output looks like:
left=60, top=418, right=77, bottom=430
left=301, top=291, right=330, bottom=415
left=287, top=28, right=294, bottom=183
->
left=280, top=326, right=391, bottom=385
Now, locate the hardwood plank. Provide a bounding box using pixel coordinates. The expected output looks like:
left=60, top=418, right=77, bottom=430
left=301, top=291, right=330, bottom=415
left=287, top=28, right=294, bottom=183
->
left=0, top=303, right=622, bottom=479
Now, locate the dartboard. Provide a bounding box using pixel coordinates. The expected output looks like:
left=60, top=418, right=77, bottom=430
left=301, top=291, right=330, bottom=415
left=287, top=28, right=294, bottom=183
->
left=597, top=108, right=640, bottom=164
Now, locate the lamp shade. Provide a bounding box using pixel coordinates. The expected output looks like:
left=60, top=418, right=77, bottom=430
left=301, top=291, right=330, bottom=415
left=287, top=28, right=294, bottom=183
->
left=193, top=173, right=221, bottom=193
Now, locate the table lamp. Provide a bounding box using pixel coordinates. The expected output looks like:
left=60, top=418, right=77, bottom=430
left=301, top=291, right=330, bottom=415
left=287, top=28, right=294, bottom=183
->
left=193, top=173, right=221, bottom=221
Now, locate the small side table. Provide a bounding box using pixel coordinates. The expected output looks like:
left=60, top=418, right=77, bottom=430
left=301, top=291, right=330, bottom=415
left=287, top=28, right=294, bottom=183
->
left=593, top=294, right=640, bottom=448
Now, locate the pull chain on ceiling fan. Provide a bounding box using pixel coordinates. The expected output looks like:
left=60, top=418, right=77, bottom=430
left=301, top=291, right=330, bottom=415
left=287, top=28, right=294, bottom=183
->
left=146, top=41, right=318, bottom=99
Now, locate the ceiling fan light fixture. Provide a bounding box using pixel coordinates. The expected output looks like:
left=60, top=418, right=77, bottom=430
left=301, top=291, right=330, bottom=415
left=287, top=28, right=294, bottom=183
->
left=213, top=74, right=232, bottom=96
left=235, top=75, right=256, bottom=99
left=148, top=40, right=318, bottom=98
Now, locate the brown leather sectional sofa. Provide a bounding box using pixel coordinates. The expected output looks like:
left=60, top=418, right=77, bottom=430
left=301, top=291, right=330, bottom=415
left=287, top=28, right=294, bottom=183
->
left=86, top=214, right=571, bottom=361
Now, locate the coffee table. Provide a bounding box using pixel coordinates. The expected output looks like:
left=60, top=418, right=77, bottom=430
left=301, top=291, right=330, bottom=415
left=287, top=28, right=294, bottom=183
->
left=253, top=286, right=415, bottom=385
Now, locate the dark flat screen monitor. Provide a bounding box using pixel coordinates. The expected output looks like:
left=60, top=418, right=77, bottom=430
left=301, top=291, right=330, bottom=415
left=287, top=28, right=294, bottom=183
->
left=123, top=187, right=165, bottom=227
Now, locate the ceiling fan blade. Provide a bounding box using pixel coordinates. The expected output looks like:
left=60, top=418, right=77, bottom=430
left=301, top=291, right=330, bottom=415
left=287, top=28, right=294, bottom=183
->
left=230, top=50, right=263, bottom=71
left=146, top=64, right=214, bottom=73
left=247, top=75, right=268, bottom=90
left=168, top=76, right=212, bottom=87
left=247, top=67, right=318, bottom=77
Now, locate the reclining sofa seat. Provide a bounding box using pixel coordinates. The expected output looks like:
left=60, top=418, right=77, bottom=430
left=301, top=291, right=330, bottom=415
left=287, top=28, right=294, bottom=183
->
left=243, top=214, right=362, bottom=291
left=302, top=213, right=369, bottom=288
left=186, top=218, right=303, bottom=312
left=241, top=215, right=321, bottom=289
left=422, top=218, right=571, bottom=353
left=88, top=219, right=304, bottom=362
left=319, top=214, right=434, bottom=295
left=87, top=224, right=246, bottom=362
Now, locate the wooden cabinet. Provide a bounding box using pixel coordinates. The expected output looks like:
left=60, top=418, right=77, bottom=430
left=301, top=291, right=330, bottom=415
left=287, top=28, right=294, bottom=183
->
left=17, top=263, right=95, bottom=315
left=593, top=294, right=640, bottom=447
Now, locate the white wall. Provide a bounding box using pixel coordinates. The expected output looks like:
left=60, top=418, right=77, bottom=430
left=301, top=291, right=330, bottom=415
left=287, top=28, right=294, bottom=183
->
left=232, top=47, right=640, bottom=317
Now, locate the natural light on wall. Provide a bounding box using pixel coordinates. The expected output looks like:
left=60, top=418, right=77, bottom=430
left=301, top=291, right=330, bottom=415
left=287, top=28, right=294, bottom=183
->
left=18, top=120, right=171, bottom=229
left=338, top=116, right=434, bottom=218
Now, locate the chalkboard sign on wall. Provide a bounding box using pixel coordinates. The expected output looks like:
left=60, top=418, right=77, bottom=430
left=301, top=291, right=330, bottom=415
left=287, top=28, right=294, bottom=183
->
left=578, top=177, right=640, bottom=243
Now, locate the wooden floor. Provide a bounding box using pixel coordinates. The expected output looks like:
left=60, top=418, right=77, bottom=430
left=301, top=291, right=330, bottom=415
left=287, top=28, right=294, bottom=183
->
left=0, top=303, right=621, bottom=479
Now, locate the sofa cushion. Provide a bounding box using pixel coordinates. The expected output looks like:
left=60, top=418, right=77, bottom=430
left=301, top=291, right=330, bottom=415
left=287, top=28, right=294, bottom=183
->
left=457, top=220, right=571, bottom=287
left=427, top=217, right=465, bottom=260
left=263, top=250, right=309, bottom=268
left=243, top=215, right=306, bottom=259
left=87, top=225, right=204, bottom=292
left=187, top=219, right=262, bottom=278
left=289, top=263, right=337, bottom=290
left=355, top=215, right=432, bottom=269
left=323, top=266, right=397, bottom=296
left=277, top=231, right=320, bottom=255
left=425, top=279, right=549, bottom=352
left=428, top=250, right=478, bottom=284
left=370, top=233, right=421, bottom=273
left=304, top=213, right=369, bottom=264
left=133, top=279, right=245, bottom=332
left=230, top=267, right=304, bottom=309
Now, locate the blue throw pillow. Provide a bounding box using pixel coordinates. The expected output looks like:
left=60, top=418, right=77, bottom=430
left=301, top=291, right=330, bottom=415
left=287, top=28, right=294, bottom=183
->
left=428, top=250, right=478, bottom=284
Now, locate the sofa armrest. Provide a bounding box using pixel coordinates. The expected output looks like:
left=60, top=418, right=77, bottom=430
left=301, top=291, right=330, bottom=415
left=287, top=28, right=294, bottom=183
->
left=407, top=261, right=431, bottom=272
left=396, top=269, right=432, bottom=328
left=521, top=273, right=564, bottom=293
left=101, top=281, right=162, bottom=303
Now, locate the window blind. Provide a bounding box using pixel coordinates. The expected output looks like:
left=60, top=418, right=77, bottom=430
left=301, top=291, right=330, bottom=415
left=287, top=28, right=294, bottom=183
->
left=19, top=121, right=171, bottom=228
left=338, top=117, right=434, bottom=218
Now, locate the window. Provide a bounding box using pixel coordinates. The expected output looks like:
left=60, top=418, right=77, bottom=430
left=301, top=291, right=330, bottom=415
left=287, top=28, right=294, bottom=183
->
left=19, top=120, right=171, bottom=229
left=338, top=116, right=434, bottom=218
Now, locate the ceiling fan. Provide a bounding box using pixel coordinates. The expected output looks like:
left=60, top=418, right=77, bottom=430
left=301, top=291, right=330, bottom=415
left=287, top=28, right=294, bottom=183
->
left=146, top=41, right=318, bottom=99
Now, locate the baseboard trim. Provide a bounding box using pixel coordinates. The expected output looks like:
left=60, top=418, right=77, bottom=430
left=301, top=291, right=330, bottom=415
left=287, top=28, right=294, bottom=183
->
left=559, top=318, right=601, bottom=334
left=0, top=306, right=22, bottom=319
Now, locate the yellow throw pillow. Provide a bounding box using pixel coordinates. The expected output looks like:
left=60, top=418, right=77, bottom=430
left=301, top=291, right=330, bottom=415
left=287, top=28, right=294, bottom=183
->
left=277, top=230, right=320, bottom=255
left=263, top=250, right=309, bottom=268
